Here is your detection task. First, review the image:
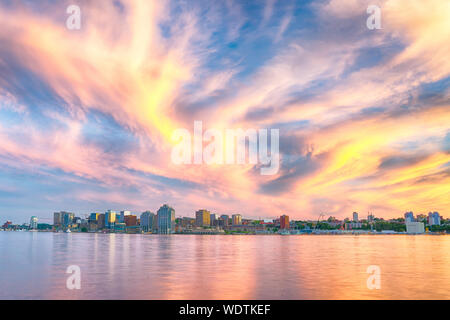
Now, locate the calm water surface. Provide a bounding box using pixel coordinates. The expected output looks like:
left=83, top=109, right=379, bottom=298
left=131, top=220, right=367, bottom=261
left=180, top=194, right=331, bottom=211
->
left=0, top=232, right=449, bottom=299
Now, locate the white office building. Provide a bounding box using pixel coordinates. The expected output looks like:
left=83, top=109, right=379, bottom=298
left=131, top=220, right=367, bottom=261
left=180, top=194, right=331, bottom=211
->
left=406, top=221, right=425, bottom=234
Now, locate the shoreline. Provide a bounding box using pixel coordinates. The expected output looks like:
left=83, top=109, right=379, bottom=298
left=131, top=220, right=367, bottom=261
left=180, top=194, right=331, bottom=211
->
left=1, top=230, right=448, bottom=236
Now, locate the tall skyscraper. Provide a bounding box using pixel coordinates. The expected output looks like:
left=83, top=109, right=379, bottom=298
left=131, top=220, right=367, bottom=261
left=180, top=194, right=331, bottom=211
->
left=404, top=211, right=415, bottom=223
left=157, top=204, right=175, bottom=234
left=195, top=209, right=211, bottom=227
left=140, top=211, right=156, bottom=232
left=428, top=212, right=441, bottom=226
left=352, top=212, right=359, bottom=222
left=105, top=210, right=116, bottom=228
left=30, top=216, right=38, bottom=230
left=232, top=214, right=242, bottom=225
left=280, top=215, right=289, bottom=229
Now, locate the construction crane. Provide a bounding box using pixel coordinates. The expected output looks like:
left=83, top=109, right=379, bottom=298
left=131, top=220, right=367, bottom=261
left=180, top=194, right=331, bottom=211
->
left=313, top=213, right=325, bottom=231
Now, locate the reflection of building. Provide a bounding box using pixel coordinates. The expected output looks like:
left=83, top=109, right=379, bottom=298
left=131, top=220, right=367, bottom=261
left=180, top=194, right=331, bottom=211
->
left=352, top=212, right=359, bottom=222
left=404, top=211, right=415, bottom=223
left=195, top=209, right=211, bottom=227
left=232, top=214, right=242, bottom=225
left=406, top=221, right=424, bottom=234
left=280, top=215, right=289, bottom=229
left=140, top=211, right=156, bottom=232
left=428, top=212, right=441, bottom=226
left=157, top=204, right=175, bottom=234
left=30, top=216, right=38, bottom=230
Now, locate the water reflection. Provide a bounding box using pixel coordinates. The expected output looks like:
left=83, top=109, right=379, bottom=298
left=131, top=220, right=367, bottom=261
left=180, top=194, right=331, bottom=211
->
left=0, top=233, right=449, bottom=299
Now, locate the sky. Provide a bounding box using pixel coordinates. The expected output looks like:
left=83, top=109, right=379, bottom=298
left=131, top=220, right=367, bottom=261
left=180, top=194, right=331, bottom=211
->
left=0, top=0, right=449, bottom=223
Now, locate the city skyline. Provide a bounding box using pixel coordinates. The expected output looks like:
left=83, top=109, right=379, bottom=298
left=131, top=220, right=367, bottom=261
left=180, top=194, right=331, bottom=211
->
left=1, top=205, right=447, bottom=226
left=0, top=0, right=449, bottom=223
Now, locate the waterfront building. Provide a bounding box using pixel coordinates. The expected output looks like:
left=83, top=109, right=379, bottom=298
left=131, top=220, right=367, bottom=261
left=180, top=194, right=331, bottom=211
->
left=195, top=209, right=211, bottom=227
left=157, top=204, right=175, bottom=234
left=210, top=213, right=217, bottom=226
left=280, top=215, right=290, bottom=229
left=406, top=221, right=425, bottom=234
left=29, top=216, right=38, bottom=230
left=220, top=215, right=230, bottom=226
left=352, top=212, right=359, bottom=222
left=105, top=210, right=116, bottom=228
left=89, top=213, right=99, bottom=222
left=97, top=213, right=105, bottom=229
left=119, top=210, right=131, bottom=223
left=428, top=212, right=441, bottom=226
left=232, top=214, right=242, bottom=225
left=404, top=211, right=415, bottom=223
left=140, top=211, right=156, bottom=232
left=124, top=215, right=137, bottom=226
left=367, top=213, right=375, bottom=223
left=53, top=211, right=75, bottom=230
left=53, top=212, right=62, bottom=227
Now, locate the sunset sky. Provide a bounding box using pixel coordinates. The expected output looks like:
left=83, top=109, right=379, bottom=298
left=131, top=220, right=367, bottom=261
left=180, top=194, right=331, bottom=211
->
left=0, top=0, right=449, bottom=223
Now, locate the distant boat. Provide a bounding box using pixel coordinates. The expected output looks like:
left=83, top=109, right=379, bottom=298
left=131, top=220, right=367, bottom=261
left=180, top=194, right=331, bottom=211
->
left=65, top=229, right=71, bottom=233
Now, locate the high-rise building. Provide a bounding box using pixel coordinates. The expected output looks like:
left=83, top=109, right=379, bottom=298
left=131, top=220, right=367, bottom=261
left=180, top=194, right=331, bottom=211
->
left=367, top=213, right=375, bottom=223
left=119, top=210, right=131, bottom=223
left=97, top=213, right=105, bottom=229
left=124, top=215, right=137, bottom=226
left=30, top=216, right=38, bottom=230
left=352, top=212, right=359, bottom=222
left=105, top=210, right=116, bottom=228
left=53, top=212, right=62, bottom=227
left=157, top=204, right=175, bottom=234
left=89, top=213, right=99, bottom=222
left=53, top=211, right=75, bottom=229
left=140, top=211, right=156, bottom=232
left=220, top=215, right=230, bottom=226
left=210, top=213, right=217, bottom=226
left=196, top=209, right=211, bottom=227
left=404, top=211, right=415, bottom=223
left=280, top=215, right=289, bottom=229
left=232, top=214, right=242, bottom=225
left=428, top=212, right=441, bottom=226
